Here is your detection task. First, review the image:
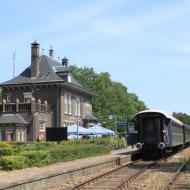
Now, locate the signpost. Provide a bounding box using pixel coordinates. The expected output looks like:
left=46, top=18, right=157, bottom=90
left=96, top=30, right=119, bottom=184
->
left=109, top=114, right=129, bottom=149
left=116, top=121, right=128, bottom=149
left=116, top=121, right=128, bottom=128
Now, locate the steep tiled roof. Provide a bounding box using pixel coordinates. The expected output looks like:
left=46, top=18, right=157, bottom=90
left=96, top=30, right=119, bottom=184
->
left=1, top=55, right=82, bottom=87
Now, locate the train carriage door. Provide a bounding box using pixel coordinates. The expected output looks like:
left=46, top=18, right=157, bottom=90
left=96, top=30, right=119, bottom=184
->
left=143, top=118, right=157, bottom=144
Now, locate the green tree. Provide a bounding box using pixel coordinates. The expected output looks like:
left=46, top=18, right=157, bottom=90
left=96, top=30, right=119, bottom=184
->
left=173, top=112, right=190, bottom=125
left=70, top=65, right=147, bottom=131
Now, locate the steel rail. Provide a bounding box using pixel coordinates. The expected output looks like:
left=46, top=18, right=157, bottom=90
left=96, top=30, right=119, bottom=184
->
left=117, top=162, right=156, bottom=190
left=70, top=163, right=132, bottom=190
left=159, top=158, right=189, bottom=190
left=70, top=153, right=179, bottom=190
left=70, top=161, right=155, bottom=190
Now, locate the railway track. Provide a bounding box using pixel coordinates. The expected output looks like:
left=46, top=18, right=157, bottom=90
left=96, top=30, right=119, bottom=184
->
left=161, top=159, right=190, bottom=190
left=70, top=161, right=156, bottom=190
left=68, top=154, right=189, bottom=190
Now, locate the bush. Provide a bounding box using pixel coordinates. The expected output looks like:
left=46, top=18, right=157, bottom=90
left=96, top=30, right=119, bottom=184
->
left=11, top=142, right=57, bottom=152
left=49, top=143, right=111, bottom=163
left=0, top=142, right=11, bottom=148
left=0, top=148, right=14, bottom=157
left=34, top=142, right=57, bottom=150
left=0, top=138, right=115, bottom=170
left=0, top=156, right=29, bottom=170
left=117, top=138, right=126, bottom=149
left=10, top=142, right=36, bottom=153
left=49, top=147, right=70, bottom=162
left=20, top=150, right=52, bottom=167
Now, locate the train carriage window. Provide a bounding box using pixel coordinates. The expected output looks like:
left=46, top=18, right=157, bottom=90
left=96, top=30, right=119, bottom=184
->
left=144, top=118, right=155, bottom=136
left=164, top=119, right=170, bottom=126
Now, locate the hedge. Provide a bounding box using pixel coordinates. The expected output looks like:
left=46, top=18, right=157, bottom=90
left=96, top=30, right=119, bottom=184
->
left=0, top=156, right=29, bottom=170
left=0, top=137, right=122, bottom=170
left=10, top=142, right=36, bottom=153
left=49, top=143, right=111, bottom=162
left=10, top=141, right=57, bottom=153
left=20, top=150, right=52, bottom=167
left=34, top=142, right=57, bottom=150
left=0, top=148, right=14, bottom=157
left=0, top=142, right=11, bottom=148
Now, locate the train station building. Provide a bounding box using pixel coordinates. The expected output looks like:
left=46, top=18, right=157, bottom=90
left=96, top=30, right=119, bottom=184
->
left=0, top=41, right=97, bottom=141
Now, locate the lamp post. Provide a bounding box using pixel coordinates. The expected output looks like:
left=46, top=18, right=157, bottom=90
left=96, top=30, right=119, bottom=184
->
left=109, top=114, right=119, bottom=149
left=77, top=118, right=81, bottom=140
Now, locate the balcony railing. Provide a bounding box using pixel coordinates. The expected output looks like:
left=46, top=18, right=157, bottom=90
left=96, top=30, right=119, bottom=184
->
left=0, top=101, right=50, bottom=113
left=18, top=103, right=31, bottom=112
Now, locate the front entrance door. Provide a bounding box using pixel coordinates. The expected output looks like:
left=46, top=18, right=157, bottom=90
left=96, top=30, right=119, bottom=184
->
left=5, top=129, right=14, bottom=141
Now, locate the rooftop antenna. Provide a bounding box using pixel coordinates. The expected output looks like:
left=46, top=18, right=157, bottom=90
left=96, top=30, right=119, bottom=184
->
left=13, top=50, right=16, bottom=78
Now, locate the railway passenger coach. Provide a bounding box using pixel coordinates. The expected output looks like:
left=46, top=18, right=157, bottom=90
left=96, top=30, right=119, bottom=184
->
left=128, top=110, right=190, bottom=156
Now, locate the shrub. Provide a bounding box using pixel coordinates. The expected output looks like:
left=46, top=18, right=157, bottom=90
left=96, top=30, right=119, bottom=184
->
left=49, top=143, right=111, bottom=163
left=34, top=142, right=57, bottom=150
left=49, top=147, right=69, bottom=162
left=20, top=150, right=52, bottom=167
left=0, top=138, right=115, bottom=170
left=10, top=142, right=36, bottom=153
left=59, top=140, right=84, bottom=146
left=0, top=142, right=11, bottom=148
left=0, top=156, right=29, bottom=170
left=11, top=142, right=57, bottom=152
left=0, top=148, right=14, bottom=157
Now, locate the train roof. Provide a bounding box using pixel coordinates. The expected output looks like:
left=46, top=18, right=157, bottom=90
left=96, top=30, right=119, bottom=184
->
left=183, top=123, right=190, bottom=129
left=134, top=109, right=183, bottom=125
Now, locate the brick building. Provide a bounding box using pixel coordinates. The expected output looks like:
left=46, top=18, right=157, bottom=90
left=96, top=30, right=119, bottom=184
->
left=0, top=41, right=97, bottom=141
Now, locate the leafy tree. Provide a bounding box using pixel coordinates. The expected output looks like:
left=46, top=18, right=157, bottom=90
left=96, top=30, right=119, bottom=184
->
left=70, top=65, right=147, bottom=131
left=173, top=112, right=190, bottom=125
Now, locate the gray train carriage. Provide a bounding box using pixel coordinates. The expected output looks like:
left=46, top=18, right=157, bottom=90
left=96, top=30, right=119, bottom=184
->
left=128, top=110, right=185, bottom=156
left=167, top=119, right=184, bottom=148
left=184, top=124, right=190, bottom=145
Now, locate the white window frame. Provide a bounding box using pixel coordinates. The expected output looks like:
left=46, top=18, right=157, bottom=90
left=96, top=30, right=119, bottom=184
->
left=64, top=94, right=72, bottom=114
left=64, top=94, right=68, bottom=114
left=6, top=94, right=12, bottom=103
left=39, top=123, right=45, bottom=132
left=17, top=129, right=21, bottom=141
left=23, top=92, right=32, bottom=103
left=75, top=97, right=81, bottom=116
left=68, top=95, right=72, bottom=114
left=21, top=130, right=24, bottom=142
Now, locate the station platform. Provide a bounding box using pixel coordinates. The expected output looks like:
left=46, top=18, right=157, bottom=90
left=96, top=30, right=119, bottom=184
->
left=111, top=146, right=137, bottom=155
left=0, top=147, right=137, bottom=190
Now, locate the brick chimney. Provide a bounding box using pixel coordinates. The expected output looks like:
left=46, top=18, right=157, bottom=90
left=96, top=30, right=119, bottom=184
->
left=49, top=46, right=54, bottom=58
left=31, top=41, right=40, bottom=78
left=62, top=57, right=69, bottom=69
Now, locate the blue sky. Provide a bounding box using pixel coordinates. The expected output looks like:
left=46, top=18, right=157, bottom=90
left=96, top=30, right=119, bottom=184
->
left=0, top=0, right=190, bottom=114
